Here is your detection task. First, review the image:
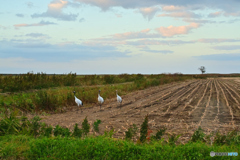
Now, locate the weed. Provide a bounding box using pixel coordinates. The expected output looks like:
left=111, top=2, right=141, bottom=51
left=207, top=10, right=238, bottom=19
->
left=214, top=131, right=226, bottom=145
left=104, top=129, right=116, bottom=138
left=82, top=116, right=90, bottom=136
left=0, top=113, right=21, bottom=135
left=53, top=125, right=63, bottom=137
left=125, top=124, right=138, bottom=140
left=152, top=127, right=166, bottom=140
left=190, top=126, right=205, bottom=142
left=140, top=115, right=148, bottom=143
left=93, top=119, right=101, bottom=133
left=168, top=133, right=181, bottom=146
left=30, top=116, right=41, bottom=138
left=72, top=123, right=82, bottom=138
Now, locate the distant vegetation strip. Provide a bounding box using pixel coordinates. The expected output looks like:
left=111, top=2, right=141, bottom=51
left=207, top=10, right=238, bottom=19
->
left=0, top=112, right=239, bottom=160
left=0, top=72, right=196, bottom=93
left=0, top=73, right=193, bottom=113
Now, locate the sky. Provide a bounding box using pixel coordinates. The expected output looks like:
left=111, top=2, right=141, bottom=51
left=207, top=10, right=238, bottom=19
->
left=0, top=0, right=240, bottom=74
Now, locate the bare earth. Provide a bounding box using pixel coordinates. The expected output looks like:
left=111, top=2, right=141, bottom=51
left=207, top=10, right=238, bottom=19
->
left=28, top=78, right=240, bottom=143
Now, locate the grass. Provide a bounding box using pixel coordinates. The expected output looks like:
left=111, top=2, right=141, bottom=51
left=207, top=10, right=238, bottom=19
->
left=0, top=73, right=194, bottom=113
left=1, top=73, right=240, bottom=159
left=1, top=111, right=240, bottom=159
left=1, top=134, right=239, bottom=160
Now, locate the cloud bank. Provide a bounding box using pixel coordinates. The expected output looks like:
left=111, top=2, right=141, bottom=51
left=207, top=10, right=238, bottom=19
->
left=31, top=0, right=79, bottom=21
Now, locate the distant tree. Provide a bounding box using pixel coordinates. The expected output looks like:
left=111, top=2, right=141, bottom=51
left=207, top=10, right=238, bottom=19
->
left=199, top=66, right=206, bottom=74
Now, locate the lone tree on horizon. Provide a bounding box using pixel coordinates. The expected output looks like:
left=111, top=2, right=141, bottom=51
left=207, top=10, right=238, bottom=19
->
left=199, top=66, right=206, bottom=74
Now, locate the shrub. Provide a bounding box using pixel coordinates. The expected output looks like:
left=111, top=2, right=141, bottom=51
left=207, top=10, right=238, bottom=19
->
left=30, top=116, right=41, bottom=138
left=140, top=115, right=148, bottom=143
left=93, top=119, right=101, bottom=133
left=190, top=126, right=205, bottom=142
left=53, top=125, right=63, bottom=137
left=125, top=124, right=138, bottom=140
left=214, top=131, right=226, bottom=146
left=72, top=123, right=82, bottom=138
left=152, top=127, right=166, bottom=140
left=82, top=116, right=90, bottom=136
left=168, top=133, right=181, bottom=146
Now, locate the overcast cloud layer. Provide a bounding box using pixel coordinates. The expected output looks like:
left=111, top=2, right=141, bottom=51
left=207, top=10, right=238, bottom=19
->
left=0, top=0, right=240, bottom=74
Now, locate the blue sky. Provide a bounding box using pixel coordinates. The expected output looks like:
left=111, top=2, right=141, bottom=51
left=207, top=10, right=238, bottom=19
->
left=0, top=0, right=240, bottom=74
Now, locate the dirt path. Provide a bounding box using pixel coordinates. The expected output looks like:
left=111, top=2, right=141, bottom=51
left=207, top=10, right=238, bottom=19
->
left=28, top=78, right=240, bottom=143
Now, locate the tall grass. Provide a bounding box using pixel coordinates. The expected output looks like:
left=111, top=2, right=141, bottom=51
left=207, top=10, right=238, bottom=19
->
left=1, top=112, right=240, bottom=159
left=0, top=73, right=194, bottom=113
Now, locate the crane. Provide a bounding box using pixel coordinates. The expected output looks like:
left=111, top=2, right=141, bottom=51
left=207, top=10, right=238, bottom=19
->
left=116, top=90, right=122, bottom=109
left=73, top=91, right=83, bottom=112
left=98, top=90, right=104, bottom=109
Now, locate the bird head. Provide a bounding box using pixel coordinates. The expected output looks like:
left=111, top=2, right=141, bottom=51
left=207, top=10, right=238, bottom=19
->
left=73, top=91, right=76, bottom=94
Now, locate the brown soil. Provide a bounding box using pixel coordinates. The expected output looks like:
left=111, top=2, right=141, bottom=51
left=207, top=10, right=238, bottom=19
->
left=27, top=78, right=240, bottom=143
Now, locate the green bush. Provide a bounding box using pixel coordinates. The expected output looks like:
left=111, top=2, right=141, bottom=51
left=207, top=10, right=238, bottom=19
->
left=125, top=124, right=138, bottom=140
left=140, top=115, right=148, bottom=143
left=93, top=119, right=101, bottom=133
left=82, top=116, right=90, bottom=136
left=190, top=126, right=205, bottom=142
left=72, top=123, right=82, bottom=138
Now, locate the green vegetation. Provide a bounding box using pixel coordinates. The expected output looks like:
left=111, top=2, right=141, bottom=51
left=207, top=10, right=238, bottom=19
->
left=1, top=73, right=240, bottom=159
left=0, top=112, right=240, bottom=160
left=93, top=119, right=101, bottom=133
left=125, top=124, right=138, bottom=140
left=0, top=73, right=194, bottom=113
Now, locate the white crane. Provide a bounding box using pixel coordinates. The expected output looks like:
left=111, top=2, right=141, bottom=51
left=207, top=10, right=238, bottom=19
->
left=73, top=91, right=83, bottom=112
left=98, top=90, right=104, bottom=109
left=116, top=90, right=122, bottom=109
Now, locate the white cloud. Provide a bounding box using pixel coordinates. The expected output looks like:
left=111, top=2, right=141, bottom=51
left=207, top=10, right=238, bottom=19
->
left=31, top=0, right=78, bottom=21
left=16, top=14, right=24, bottom=17
left=74, top=0, right=240, bottom=12
left=139, top=6, right=161, bottom=21
left=0, top=39, right=130, bottom=62
left=141, top=47, right=173, bottom=54
left=196, top=38, right=240, bottom=43
left=14, top=20, right=57, bottom=28
left=157, top=11, right=200, bottom=19
left=161, top=5, right=186, bottom=12
left=212, top=45, right=240, bottom=50
left=155, top=23, right=200, bottom=37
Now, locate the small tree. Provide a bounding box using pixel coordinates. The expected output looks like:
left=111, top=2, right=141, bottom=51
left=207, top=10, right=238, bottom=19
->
left=140, top=115, right=149, bottom=143
left=199, top=66, right=206, bottom=74
left=82, top=116, right=90, bottom=136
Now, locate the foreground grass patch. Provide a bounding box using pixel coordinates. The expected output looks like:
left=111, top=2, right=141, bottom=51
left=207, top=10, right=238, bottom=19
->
left=0, top=135, right=239, bottom=160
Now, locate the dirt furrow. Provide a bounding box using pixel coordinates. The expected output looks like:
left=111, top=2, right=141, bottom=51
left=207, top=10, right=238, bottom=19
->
left=218, top=80, right=240, bottom=124
left=188, top=79, right=211, bottom=117
left=221, top=80, right=240, bottom=103
left=32, top=78, right=240, bottom=141
left=215, top=79, right=234, bottom=124
left=213, top=79, right=220, bottom=123
left=198, top=79, right=218, bottom=128
left=108, top=80, right=199, bottom=120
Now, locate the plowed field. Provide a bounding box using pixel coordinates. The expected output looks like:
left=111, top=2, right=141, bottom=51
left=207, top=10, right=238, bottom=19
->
left=33, top=78, right=240, bottom=143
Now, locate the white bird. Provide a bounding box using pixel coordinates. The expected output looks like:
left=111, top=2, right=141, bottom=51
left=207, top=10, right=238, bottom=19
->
left=98, top=90, right=104, bottom=109
left=116, top=90, right=122, bottom=109
left=73, top=91, right=83, bottom=112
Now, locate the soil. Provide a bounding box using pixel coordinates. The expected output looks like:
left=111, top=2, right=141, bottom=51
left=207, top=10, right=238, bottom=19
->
left=27, top=78, right=240, bottom=143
